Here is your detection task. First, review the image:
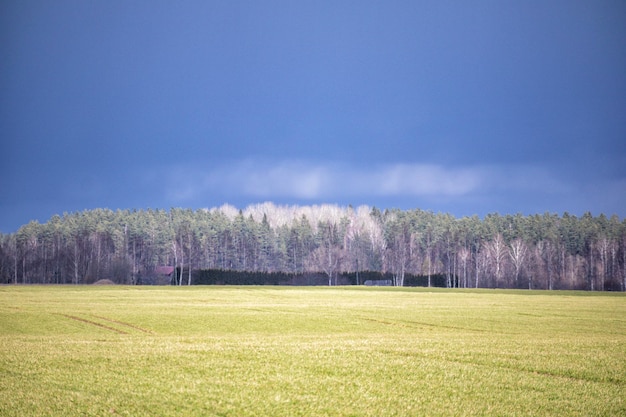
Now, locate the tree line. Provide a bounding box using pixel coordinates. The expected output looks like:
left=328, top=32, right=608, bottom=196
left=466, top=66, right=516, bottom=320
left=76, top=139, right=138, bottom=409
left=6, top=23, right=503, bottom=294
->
left=1, top=203, right=625, bottom=290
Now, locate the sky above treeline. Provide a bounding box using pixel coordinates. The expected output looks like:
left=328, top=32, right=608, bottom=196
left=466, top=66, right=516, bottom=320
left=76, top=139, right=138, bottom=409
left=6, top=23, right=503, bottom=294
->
left=1, top=1, right=625, bottom=233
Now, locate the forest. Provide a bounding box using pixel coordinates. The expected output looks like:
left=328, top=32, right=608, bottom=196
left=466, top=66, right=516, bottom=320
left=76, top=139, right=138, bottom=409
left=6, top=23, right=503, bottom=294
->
left=1, top=203, right=625, bottom=290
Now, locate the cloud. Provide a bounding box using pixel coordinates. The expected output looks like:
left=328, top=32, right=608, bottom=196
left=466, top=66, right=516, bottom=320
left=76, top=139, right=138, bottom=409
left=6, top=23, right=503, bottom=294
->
left=162, top=159, right=501, bottom=203
left=372, top=164, right=483, bottom=196
left=158, top=159, right=587, bottom=210
left=239, top=161, right=331, bottom=199
left=479, top=165, right=574, bottom=194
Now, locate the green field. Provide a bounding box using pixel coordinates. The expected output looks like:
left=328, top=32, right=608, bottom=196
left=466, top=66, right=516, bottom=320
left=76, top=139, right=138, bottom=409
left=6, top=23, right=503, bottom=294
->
left=1, top=286, right=624, bottom=416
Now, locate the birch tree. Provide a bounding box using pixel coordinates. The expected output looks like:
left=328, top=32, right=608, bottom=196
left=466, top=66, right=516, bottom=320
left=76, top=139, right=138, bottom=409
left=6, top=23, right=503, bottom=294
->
left=484, top=234, right=507, bottom=287
left=458, top=246, right=470, bottom=288
left=508, top=238, right=528, bottom=288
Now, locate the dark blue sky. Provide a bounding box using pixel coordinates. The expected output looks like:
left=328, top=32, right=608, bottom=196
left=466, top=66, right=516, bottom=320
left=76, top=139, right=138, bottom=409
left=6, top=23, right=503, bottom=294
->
left=1, top=1, right=625, bottom=232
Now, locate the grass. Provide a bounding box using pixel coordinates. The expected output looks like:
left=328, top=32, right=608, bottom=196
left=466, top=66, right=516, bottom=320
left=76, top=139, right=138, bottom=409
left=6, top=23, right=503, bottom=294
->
left=0, top=286, right=624, bottom=416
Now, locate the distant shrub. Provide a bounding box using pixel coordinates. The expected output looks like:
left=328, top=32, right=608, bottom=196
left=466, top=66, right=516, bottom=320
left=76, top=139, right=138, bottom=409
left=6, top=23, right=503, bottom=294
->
left=191, top=269, right=446, bottom=287
left=93, top=279, right=116, bottom=285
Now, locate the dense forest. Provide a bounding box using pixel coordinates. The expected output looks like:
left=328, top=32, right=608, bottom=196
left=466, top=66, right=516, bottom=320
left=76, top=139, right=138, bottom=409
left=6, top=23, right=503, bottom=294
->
left=1, top=203, right=625, bottom=290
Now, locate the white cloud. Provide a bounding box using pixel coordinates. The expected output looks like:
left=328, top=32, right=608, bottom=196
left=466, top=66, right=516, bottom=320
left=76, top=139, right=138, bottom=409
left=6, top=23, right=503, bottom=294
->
left=241, top=161, right=331, bottom=199
left=372, top=164, right=483, bottom=196
left=161, top=159, right=571, bottom=204
left=480, top=165, right=573, bottom=194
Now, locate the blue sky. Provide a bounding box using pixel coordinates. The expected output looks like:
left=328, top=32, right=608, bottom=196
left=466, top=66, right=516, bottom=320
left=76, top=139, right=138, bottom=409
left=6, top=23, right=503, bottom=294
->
left=1, top=1, right=625, bottom=232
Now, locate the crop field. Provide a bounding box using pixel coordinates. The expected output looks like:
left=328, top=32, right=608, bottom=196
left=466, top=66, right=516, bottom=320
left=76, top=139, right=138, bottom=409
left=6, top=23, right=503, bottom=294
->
left=0, top=286, right=625, bottom=416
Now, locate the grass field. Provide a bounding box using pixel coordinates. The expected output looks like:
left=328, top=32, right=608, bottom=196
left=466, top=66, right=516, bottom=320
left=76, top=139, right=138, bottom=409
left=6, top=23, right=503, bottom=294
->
left=0, top=286, right=625, bottom=416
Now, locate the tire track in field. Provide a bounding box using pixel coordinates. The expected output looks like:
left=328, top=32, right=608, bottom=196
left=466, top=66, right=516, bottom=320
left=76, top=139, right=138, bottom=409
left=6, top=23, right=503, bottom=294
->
left=357, top=315, right=494, bottom=333
left=58, top=314, right=128, bottom=334
left=434, top=355, right=625, bottom=386
left=89, top=314, right=154, bottom=334
left=358, top=316, right=425, bottom=330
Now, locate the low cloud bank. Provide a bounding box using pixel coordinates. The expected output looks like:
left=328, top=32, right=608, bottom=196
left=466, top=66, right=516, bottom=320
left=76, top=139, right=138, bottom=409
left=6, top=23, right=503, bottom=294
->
left=163, top=159, right=572, bottom=204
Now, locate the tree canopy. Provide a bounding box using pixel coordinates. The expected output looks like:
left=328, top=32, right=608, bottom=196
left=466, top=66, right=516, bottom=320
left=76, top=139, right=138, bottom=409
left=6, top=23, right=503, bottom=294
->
left=1, top=204, right=624, bottom=290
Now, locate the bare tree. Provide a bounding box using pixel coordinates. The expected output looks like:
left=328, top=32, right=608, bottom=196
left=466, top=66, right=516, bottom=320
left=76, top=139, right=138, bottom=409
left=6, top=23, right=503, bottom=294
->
left=307, top=245, right=343, bottom=286
left=308, top=221, right=343, bottom=285
left=622, top=235, right=626, bottom=292
left=597, top=237, right=613, bottom=291
left=388, top=232, right=411, bottom=287
left=484, top=234, right=508, bottom=287
left=458, top=246, right=470, bottom=288
left=474, top=248, right=488, bottom=288
left=508, top=238, right=528, bottom=288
